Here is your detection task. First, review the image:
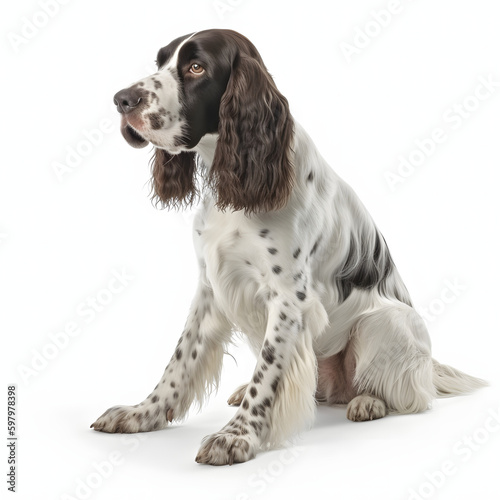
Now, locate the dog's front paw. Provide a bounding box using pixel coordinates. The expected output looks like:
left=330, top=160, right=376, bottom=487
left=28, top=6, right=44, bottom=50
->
left=91, top=404, right=174, bottom=433
left=195, top=432, right=256, bottom=465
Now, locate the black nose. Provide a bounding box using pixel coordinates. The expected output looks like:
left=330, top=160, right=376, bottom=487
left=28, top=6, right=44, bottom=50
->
left=113, top=88, right=143, bottom=114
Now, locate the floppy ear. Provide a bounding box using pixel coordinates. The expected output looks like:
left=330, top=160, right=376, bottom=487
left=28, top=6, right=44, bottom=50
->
left=209, top=54, right=294, bottom=214
left=150, top=148, right=197, bottom=209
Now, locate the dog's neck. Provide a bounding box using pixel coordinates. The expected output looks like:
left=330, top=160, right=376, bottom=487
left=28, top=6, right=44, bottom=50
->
left=190, top=121, right=327, bottom=187
left=192, top=133, right=219, bottom=170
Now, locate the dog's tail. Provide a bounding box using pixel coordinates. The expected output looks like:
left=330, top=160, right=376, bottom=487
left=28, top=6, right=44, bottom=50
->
left=432, top=359, right=488, bottom=397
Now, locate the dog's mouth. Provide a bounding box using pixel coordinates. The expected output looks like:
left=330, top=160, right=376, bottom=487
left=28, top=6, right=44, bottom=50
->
left=120, top=120, right=149, bottom=149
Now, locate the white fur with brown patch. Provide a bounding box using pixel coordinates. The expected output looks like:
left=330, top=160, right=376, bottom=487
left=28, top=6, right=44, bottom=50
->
left=92, top=31, right=487, bottom=465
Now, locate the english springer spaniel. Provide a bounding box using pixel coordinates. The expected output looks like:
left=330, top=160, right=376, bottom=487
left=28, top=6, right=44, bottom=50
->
left=91, top=29, right=486, bottom=465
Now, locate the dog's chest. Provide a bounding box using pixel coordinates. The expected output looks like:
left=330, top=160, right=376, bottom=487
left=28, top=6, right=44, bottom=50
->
left=192, top=204, right=274, bottom=336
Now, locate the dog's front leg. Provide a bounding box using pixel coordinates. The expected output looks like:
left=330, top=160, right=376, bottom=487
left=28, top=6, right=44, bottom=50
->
left=91, top=283, right=232, bottom=433
left=196, top=295, right=317, bottom=465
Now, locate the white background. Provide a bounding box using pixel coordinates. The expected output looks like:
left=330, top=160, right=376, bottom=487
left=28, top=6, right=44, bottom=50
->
left=2, top=0, right=500, bottom=499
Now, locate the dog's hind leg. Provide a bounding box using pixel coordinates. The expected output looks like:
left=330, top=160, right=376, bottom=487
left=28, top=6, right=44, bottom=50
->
left=348, top=303, right=436, bottom=417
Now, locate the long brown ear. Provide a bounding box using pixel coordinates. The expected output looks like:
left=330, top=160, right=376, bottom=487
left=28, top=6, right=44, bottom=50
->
left=150, top=148, right=197, bottom=209
left=209, top=54, right=294, bottom=214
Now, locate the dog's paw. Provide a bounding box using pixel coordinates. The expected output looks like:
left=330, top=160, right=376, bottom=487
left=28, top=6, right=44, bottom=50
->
left=195, top=432, right=256, bottom=465
left=91, top=404, right=174, bottom=433
left=227, top=383, right=248, bottom=406
left=347, top=394, right=387, bottom=422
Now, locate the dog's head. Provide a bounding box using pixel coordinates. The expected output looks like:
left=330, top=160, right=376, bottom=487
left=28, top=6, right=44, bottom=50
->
left=113, top=29, right=294, bottom=213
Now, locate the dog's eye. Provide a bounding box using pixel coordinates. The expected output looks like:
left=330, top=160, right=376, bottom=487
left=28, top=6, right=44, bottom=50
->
left=190, top=63, right=205, bottom=75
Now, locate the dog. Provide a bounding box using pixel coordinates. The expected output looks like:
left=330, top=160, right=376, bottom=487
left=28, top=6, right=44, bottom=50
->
left=91, top=29, right=486, bottom=465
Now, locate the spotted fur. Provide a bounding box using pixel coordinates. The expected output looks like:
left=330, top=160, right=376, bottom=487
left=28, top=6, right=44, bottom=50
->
left=91, top=29, right=487, bottom=465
